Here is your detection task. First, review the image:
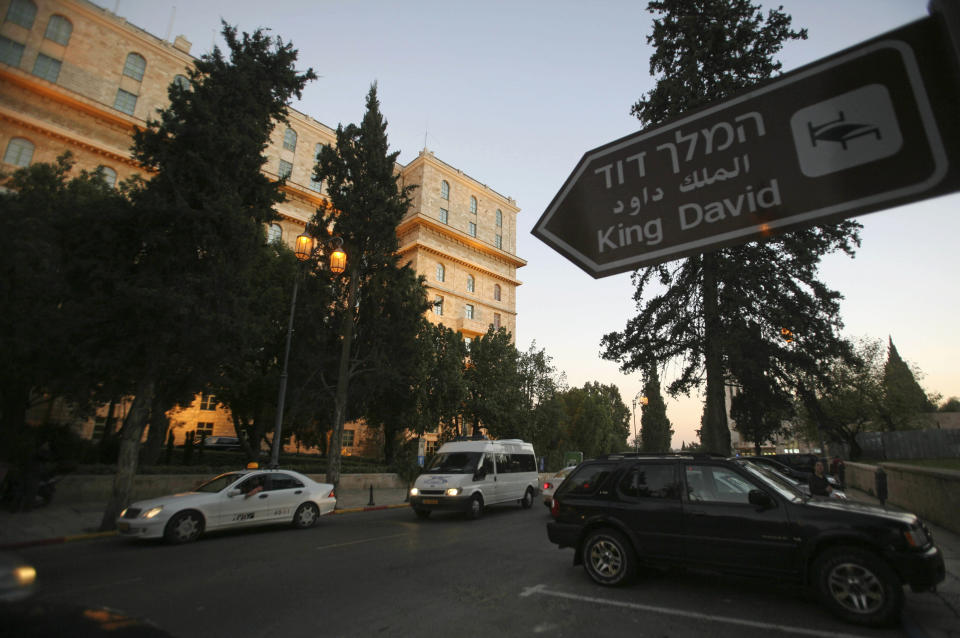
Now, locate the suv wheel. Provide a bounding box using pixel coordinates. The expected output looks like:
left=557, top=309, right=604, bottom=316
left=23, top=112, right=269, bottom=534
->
left=582, top=529, right=635, bottom=586
left=812, top=546, right=903, bottom=626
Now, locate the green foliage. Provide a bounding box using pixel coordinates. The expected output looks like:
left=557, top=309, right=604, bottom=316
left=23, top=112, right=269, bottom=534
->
left=879, top=338, right=936, bottom=429
left=605, top=0, right=857, bottom=454
left=464, top=328, right=524, bottom=439
left=640, top=367, right=674, bottom=452
left=553, top=382, right=630, bottom=461
left=939, top=397, right=960, bottom=412
left=310, top=84, right=425, bottom=484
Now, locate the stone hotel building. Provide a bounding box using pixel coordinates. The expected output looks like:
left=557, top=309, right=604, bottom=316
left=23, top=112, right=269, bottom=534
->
left=0, top=0, right=526, bottom=456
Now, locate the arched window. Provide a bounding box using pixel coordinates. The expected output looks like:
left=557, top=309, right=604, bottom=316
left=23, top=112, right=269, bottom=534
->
left=267, top=223, right=282, bottom=244
left=469, top=196, right=477, bottom=214
left=436, top=263, right=445, bottom=282
left=466, top=275, right=475, bottom=293
left=5, top=0, right=36, bottom=29
left=44, top=14, right=72, bottom=45
left=493, top=284, right=501, bottom=301
left=122, top=52, right=146, bottom=81
left=440, top=180, right=449, bottom=200
left=173, top=74, right=189, bottom=91
left=99, top=166, right=117, bottom=188
left=283, top=128, right=297, bottom=152
left=496, top=209, right=502, bottom=227
left=3, top=137, right=34, bottom=167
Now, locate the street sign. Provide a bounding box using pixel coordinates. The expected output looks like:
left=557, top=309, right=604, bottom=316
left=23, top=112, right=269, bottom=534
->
left=533, top=15, right=960, bottom=278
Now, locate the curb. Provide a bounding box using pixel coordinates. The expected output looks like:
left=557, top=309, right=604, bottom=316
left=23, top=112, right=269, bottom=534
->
left=0, top=503, right=411, bottom=550
left=332, top=503, right=410, bottom=515
left=0, top=530, right=116, bottom=551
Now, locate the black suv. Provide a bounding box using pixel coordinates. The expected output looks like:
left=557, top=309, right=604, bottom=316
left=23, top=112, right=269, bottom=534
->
left=546, top=454, right=944, bottom=626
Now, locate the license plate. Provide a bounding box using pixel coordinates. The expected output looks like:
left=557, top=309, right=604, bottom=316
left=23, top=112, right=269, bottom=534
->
left=423, top=499, right=438, bottom=505
left=117, top=522, right=130, bottom=532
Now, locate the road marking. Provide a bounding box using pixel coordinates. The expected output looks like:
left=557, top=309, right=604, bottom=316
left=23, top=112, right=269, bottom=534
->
left=520, top=585, right=871, bottom=638
left=315, top=533, right=410, bottom=551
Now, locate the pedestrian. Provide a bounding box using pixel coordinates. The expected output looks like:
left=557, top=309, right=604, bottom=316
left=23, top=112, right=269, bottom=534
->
left=808, top=461, right=833, bottom=497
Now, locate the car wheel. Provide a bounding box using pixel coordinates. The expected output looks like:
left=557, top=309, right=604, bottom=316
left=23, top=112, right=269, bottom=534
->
left=466, top=494, right=484, bottom=520
left=521, top=487, right=534, bottom=509
left=583, top=529, right=635, bottom=586
left=164, top=510, right=204, bottom=544
left=293, top=502, right=319, bottom=529
left=413, top=508, right=431, bottom=520
left=812, top=546, right=903, bottom=626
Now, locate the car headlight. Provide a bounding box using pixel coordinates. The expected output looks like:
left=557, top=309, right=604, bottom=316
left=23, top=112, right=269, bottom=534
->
left=904, top=527, right=929, bottom=548
left=142, top=506, right=164, bottom=519
left=409, top=487, right=419, bottom=497
left=445, top=487, right=461, bottom=496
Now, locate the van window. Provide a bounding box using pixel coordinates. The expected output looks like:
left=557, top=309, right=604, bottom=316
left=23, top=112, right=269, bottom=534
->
left=424, top=452, right=481, bottom=474
left=496, top=453, right=512, bottom=473
left=515, top=454, right=536, bottom=472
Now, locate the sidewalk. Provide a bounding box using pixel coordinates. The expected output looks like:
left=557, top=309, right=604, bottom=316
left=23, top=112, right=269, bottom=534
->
left=0, top=487, right=411, bottom=549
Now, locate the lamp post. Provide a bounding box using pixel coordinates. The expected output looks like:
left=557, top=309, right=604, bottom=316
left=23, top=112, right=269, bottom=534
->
left=632, top=392, right=648, bottom=454
left=268, top=233, right=345, bottom=469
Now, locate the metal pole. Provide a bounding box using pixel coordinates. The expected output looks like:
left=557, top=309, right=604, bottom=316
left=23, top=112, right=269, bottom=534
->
left=269, top=272, right=301, bottom=468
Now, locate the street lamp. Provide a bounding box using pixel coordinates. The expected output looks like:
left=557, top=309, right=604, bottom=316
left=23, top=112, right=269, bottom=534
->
left=632, top=393, right=648, bottom=454
left=269, top=232, right=346, bottom=468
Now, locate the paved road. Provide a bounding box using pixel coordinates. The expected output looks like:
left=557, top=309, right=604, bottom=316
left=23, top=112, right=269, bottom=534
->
left=11, top=504, right=930, bottom=638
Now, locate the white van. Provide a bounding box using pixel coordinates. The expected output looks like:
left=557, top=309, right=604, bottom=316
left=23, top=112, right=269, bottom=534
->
left=409, top=439, right=539, bottom=519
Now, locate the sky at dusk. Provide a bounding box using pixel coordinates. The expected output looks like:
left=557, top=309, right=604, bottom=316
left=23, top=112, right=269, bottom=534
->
left=92, top=0, right=959, bottom=448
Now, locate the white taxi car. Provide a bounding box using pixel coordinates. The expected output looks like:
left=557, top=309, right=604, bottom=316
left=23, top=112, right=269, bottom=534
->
left=117, top=469, right=336, bottom=543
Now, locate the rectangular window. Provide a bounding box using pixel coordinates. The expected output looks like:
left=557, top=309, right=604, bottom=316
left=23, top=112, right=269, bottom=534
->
left=6, top=0, right=36, bottom=29
left=0, top=36, right=25, bottom=67
left=309, top=176, right=323, bottom=193
left=113, top=89, right=138, bottom=115
left=465, top=304, right=474, bottom=320
left=468, top=222, right=477, bottom=237
left=196, top=422, right=214, bottom=437
left=342, top=430, right=355, bottom=447
left=199, top=393, right=217, bottom=411
left=493, top=313, right=501, bottom=330
left=495, top=234, right=502, bottom=249
left=439, top=208, right=448, bottom=224
left=32, top=53, right=61, bottom=82
left=278, top=160, right=293, bottom=179
left=433, top=296, right=443, bottom=316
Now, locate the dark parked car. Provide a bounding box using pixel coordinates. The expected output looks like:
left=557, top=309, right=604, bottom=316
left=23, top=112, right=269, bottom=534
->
left=546, top=453, right=944, bottom=626
left=200, top=436, right=242, bottom=451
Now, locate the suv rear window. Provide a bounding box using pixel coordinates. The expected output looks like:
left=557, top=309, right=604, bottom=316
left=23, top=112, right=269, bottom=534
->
left=563, top=463, right=617, bottom=496
left=618, top=463, right=681, bottom=500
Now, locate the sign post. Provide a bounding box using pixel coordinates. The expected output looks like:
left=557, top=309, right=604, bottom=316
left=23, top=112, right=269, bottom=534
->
left=533, top=13, right=960, bottom=278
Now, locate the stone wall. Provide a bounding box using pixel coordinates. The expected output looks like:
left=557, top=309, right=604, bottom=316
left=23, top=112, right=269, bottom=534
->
left=845, top=461, right=960, bottom=534
left=56, top=472, right=406, bottom=503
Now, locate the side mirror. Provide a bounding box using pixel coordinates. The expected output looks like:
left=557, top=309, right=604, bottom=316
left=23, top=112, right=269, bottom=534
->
left=474, top=469, right=487, bottom=481
left=748, top=489, right=774, bottom=510
left=228, top=489, right=242, bottom=498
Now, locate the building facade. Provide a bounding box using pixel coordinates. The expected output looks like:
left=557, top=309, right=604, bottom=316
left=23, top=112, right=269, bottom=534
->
left=1, top=0, right=525, bottom=456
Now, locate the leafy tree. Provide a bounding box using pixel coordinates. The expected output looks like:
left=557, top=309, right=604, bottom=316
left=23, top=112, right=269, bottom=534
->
left=556, top=383, right=630, bottom=459
left=464, top=328, right=524, bottom=439
left=602, top=0, right=859, bottom=454
left=796, top=338, right=884, bottom=460
left=311, top=84, right=421, bottom=489
left=879, top=337, right=935, bottom=430
left=518, top=341, right=567, bottom=457
left=640, top=367, right=674, bottom=452
left=95, top=23, right=316, bottom=529
left=727, top=321, right=794, bottom=455
left=0, top=154, right=129, bottom=465
left=415, top=323, right=468, bottom=439
left=939, top=397, right=960, bottom=413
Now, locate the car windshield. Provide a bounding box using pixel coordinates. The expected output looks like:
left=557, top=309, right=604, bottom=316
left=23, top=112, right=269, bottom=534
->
left=195, top=472, right=245, bottom=493
left=739, top=462, right=804, bottom=502
left=424, top=452, right=481, bottom=474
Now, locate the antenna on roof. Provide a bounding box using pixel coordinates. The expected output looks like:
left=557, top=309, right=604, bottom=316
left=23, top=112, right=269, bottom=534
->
left=165, top=6, right=177, bottom=42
